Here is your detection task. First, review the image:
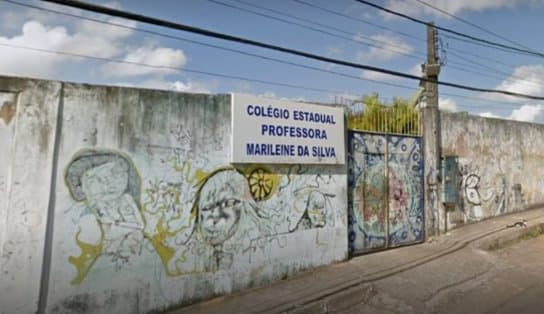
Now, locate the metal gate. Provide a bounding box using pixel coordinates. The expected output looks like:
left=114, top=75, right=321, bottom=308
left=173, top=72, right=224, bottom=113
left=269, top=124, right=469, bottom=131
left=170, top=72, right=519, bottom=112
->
left=348, top=131, right=424, bottom=255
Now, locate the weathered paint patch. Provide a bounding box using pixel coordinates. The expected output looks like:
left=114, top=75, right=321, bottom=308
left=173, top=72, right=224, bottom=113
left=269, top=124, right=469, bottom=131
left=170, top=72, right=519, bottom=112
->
left=0, top=92, right=17, bottom=125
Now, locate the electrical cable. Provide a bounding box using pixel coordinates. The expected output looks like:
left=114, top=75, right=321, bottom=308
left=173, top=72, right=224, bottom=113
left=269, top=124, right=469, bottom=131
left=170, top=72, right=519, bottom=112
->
left=19, top=0, right=540, bottom=95
left=446, top=50, right=543, bottom=87
left=0, top=42, right=355, bottom=95
left=292, top=0, right=425, bottom=43
left=412, top=0, right=535, bottom=52
left=2, top=0, right=420, bottom=91
left=0, top=40, right=532, bottom=110
left=353, top=0, right=544, bottom=58
left=228, top=0, right=426, bottom=57
left=442, top=33, right=534, bottom=56
left=3, top=0, right=541, bottom=108
left=284, top=0, right=544, bottom=88
left=39, top=0, right=544, bottom=101
left=206, top=0, right=424, bottom=61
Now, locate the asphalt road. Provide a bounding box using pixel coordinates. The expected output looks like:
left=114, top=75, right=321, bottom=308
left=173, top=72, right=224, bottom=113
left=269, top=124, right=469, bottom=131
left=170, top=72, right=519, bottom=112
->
left=340, top=233, right=544, bottom=314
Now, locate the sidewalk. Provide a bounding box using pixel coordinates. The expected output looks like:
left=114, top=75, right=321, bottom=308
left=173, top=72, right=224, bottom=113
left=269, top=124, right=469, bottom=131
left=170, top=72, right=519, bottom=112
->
left=167, top=207, right=544, bottom=314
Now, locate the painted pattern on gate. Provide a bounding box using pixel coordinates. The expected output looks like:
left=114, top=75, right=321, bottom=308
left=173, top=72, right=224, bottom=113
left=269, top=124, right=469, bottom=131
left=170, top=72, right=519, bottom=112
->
left=348, top=131, right=424, bottom=254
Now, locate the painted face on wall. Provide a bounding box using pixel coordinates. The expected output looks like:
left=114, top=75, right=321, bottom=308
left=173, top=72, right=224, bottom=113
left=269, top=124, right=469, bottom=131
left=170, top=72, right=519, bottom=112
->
left=307, top=191, right=326, bottom=227
left=81, top=159, right=129, bottom=202
left=197, top=171, right=245, bottom=246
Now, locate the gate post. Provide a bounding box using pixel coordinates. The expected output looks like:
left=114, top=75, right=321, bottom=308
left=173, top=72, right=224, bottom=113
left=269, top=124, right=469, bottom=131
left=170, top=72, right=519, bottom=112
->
left=422, top=22, right=443, bottom=238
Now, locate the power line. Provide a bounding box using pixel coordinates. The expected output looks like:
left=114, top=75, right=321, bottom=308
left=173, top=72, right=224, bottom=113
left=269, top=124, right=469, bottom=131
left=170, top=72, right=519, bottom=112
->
left=447, top=51, right=517, bottom=77
left=0, top=42, right=356, bottom=95
left=442, top=32, right=534, bottom=56
left=0, top=3, right=537, bottom=111
left=445, top=63, right=516, bottom=82
left=446, top=45, right=521, bottom=70
left=412, top=0, right=535, bottom=52
left=1, top=0, right=421, bottom=92
left=291, top=0, right=425, bottom=43
left=0, top=0, right=534, bottom=110
left=0, top=42, right=532, bottom=111
left=444, top=33, right=544, bottom=82
left=353, top=0, right=544, bottom=58
left=446, top=50, right=544, bottom=87
left=41, top=0, right=544, bottom=100
left=443, top=37, right=544, bottom=82
left=18, top=0, right=539, bottom=96
left=443, top=59, right=544, bottom=88
left=4, top=1, right=540, bottom=108
left=228, top=0, right=425, bottom=57
left=205, top=0, right=424, bottom=61
left=279, top=0, right=543, bottom=87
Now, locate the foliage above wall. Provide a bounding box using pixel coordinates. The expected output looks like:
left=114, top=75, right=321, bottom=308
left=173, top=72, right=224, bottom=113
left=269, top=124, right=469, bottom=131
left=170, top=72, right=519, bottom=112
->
left=347, top=94, right=420, bottom=136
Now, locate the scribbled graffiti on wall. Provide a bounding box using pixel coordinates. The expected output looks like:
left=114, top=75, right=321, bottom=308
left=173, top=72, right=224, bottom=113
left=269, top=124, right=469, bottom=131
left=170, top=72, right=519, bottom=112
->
left=348, top=132, right=424, bottom=255
left=64, top=142, right=339, bottom=284
left=457, top=162, right=525, bottom=223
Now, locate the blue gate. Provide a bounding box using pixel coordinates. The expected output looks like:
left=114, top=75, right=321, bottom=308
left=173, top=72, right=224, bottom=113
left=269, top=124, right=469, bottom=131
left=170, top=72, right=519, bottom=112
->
left=348, top=131, right=424, bottom=255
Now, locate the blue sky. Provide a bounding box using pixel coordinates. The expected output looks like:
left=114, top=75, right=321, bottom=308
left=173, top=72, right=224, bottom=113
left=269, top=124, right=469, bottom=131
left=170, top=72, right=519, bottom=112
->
left=2, top=0, right=544, bottom=122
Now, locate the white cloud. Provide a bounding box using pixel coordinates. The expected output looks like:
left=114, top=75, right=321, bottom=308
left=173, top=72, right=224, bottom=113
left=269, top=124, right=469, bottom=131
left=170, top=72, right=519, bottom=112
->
left=439, top=98, right=457, bottom=112
left=114, top=79, right=214, bottom=94
left=470, top=64, right=544, bottom=122
left=170, top=80, right=211, bottom=93
left=361, top=63, right=421, bottom=82
left=478, top=103, right=544, bottom=122
left=355, top=33, right=414, bottom=63
left=102, top=46, right=187, bottom=78
left=360, top=70, right=399, bottom=81
left=479, top=111, right=502, bottom=119
left=409, top=64, right=423, bottom=77
left=0, top=18, right=134, bottom=78
left=75, top=18, right=136, bottom=46
left=0, top=21, right=70, bottom=77
left=509, top=104, right=544, bottom=122
left=382, top=0, right=541, bottom=18
left=494, top=65, right=544, bottom=98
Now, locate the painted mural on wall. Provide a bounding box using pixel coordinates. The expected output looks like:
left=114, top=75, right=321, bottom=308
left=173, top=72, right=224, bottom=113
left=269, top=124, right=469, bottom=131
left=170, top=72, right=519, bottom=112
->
left=63, top=136, right=339, bottom=284
left=348, top=132, right=424, bottom=254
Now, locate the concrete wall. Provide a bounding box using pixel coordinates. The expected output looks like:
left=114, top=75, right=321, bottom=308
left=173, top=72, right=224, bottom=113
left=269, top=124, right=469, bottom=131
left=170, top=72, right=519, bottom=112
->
left=0, top=77, right=61, bottom=314
left=441, top=112, right=544, bottom=227
left=0, top=76, right=348, bottom=313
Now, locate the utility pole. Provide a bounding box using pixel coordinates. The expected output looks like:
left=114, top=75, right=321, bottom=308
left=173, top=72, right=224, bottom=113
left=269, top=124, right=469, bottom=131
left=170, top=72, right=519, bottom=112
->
left=422, top=22, right=442, bottom=238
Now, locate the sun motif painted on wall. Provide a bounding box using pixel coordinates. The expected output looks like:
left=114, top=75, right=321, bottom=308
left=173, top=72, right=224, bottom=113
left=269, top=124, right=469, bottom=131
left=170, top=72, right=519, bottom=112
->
left=247, top=168, right=279, bottom=201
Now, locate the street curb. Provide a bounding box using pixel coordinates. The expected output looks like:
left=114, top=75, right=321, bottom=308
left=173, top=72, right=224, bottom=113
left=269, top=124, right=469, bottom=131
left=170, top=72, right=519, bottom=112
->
left=476, top=222, right=544, bottom=251
left=279, top=213, right=544, bottom=313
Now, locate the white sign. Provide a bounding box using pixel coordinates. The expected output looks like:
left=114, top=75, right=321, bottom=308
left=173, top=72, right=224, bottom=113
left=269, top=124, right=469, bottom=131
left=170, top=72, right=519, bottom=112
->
left=231, top=93, right=345, bottom=164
